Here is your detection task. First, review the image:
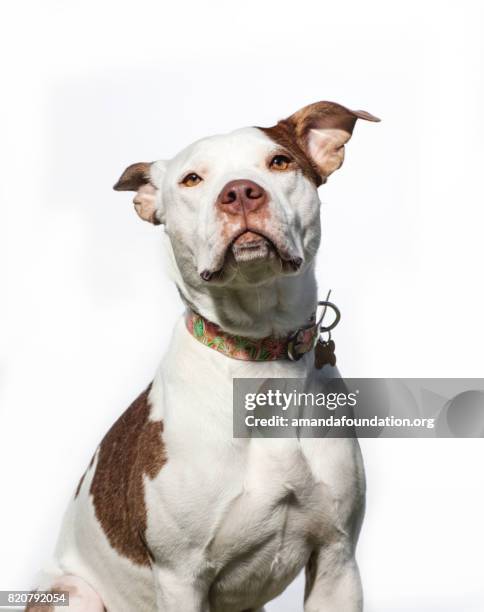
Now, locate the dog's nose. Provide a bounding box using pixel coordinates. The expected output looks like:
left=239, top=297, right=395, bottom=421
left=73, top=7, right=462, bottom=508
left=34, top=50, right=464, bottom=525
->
left=217, top=180, right=267, bottom=215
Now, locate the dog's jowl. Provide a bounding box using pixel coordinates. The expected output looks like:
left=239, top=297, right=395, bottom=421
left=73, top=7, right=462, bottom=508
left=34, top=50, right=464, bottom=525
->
left=29, top=101, right=379, bottom=612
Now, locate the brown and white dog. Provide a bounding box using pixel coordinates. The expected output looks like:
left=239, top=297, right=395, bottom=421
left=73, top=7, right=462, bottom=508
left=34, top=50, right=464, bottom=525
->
left=29, top=101, right=379, bottom=611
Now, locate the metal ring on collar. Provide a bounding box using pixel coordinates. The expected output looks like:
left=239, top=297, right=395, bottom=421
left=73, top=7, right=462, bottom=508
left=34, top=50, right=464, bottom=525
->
left=317, top=300, right=341, bottom=333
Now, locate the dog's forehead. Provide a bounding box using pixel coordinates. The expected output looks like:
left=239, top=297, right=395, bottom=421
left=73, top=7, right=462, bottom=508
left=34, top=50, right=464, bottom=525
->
left=171, top=127, right=275, bottom=168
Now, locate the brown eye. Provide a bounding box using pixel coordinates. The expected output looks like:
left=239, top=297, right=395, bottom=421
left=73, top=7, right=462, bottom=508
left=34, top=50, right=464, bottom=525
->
left=269, top=154, right=293, bottom=171
left=181, top=173, right=202, bottom=187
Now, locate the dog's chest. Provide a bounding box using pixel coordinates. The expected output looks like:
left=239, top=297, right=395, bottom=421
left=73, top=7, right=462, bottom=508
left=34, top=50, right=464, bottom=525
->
left=145, top=434, right=344, bottom=609
left=142, top=326, right=361, bottom=608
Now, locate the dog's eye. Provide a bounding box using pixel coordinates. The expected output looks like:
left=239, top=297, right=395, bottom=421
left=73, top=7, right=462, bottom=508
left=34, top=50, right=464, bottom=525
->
left=269, top=154, right=293, bottom=171
left=181, top=173, right=203, bottom=187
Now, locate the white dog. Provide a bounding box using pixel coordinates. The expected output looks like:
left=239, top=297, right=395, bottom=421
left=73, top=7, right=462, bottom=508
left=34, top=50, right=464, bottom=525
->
left=29, top=101, right=379, bottom=611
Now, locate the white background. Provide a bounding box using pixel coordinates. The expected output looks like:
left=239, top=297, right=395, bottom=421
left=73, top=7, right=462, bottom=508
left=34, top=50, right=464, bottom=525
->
left=1, top=1, right=484, bottom=610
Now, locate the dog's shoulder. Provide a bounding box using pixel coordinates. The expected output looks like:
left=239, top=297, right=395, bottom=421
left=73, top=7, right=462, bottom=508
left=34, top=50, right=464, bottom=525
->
left=88, top=385, right=166, bottom=566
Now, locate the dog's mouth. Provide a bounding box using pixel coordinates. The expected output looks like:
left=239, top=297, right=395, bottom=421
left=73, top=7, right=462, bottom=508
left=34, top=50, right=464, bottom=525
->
left=230, top=231, right=273, bottom=263
left=200, top=230, right=303, bottom=282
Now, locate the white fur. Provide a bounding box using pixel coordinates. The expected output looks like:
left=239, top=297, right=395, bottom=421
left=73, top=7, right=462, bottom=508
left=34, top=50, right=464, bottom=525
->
left=33, top=126, right=365, bottom=611
left=156, top=128, right=321, bottom=338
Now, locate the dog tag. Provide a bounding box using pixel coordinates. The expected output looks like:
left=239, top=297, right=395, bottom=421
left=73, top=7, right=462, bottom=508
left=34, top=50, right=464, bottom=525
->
left=314, top=339, right=336, bottom=369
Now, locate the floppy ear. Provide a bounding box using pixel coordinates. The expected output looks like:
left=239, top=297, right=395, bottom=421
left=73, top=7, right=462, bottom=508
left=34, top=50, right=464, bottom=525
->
left=264, top=101, right=380, bottom=184
left=113, top=161, right=166, bottom=225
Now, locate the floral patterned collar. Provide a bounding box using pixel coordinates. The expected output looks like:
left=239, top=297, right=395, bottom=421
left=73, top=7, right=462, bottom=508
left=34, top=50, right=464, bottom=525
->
left=184, top=308, right=319, bottom=362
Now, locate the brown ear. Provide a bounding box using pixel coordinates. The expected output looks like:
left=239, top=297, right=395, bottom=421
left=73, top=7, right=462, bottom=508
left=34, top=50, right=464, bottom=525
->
left=113, top=162, right=152, bottom=191
left=113, top=161, right=161, bottom=225
left=262, top=101, right=380, bottom=184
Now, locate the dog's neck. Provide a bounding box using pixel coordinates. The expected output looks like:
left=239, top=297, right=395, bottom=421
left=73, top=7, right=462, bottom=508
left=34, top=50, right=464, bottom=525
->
left=176, top=267, right=318, bottom=339
left=163, top=234, right=318, bottom=338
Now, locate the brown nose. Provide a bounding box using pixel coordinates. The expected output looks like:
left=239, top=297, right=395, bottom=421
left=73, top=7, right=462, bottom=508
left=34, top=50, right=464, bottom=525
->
left=217, top=179, right=267, bottom=215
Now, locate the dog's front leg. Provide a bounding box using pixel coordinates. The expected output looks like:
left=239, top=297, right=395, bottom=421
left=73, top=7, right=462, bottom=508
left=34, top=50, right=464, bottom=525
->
left=152, top=566, right=210, bottom=612
left=303, top=546, right=363, bottom=612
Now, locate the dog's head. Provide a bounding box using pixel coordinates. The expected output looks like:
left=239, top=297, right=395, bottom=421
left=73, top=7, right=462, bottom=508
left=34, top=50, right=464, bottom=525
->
left=114, top=101, right=379, bottom=289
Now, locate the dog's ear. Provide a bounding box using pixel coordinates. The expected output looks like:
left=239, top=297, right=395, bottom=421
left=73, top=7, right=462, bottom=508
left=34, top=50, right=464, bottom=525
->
left=113, top=161, right=167, bottom=225
left=266, top=102, right=380, bottom=184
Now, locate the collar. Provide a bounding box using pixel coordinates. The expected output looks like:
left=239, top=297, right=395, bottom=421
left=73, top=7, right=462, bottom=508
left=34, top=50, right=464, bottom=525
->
left=185, top=308, right=320, bottom=362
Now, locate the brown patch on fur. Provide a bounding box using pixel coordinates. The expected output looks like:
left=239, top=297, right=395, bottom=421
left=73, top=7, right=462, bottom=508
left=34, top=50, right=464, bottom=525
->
left=90, top=385, right=166, bottom=566
left=113, top=162, right=152, bottom=191
left=259, top=101, right=380, bottom=185
left=260, top=124, right=322, bottom=187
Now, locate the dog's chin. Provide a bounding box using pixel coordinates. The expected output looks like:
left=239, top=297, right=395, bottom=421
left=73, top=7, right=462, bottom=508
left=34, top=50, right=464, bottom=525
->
left=199, top=231, right=304, bottom=287
left=230, top=232, right=274, bottom=265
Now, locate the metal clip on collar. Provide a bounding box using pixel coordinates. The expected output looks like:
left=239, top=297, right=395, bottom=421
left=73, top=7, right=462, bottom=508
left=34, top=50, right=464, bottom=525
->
left=316, top=300, right=341, bottom=335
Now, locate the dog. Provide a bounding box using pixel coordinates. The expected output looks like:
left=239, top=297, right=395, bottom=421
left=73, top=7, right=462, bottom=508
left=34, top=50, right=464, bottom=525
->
left=29, top=101, right=379, bottom=611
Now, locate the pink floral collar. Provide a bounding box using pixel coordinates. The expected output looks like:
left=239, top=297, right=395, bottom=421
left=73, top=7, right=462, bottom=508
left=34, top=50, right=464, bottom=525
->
left=184, top=309, right=319, bottom=362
